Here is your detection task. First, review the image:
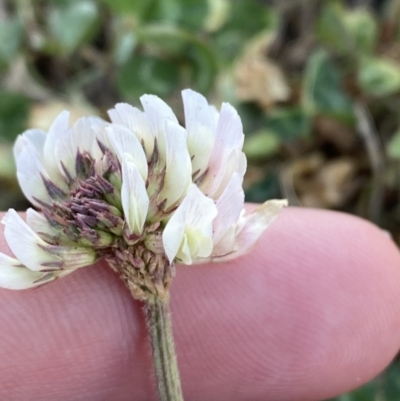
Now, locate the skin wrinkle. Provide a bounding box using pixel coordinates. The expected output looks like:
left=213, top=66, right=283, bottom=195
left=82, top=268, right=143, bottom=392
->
left=0, top=207, right=399, bottom=401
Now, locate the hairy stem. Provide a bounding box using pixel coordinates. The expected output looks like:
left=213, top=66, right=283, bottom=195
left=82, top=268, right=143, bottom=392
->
left=145, top=298, right=184, bottom=401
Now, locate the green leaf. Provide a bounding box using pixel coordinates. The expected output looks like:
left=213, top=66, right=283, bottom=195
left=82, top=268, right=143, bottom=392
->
left=316, top=2, right=377, bottom=56
left=149, top=0, right=208, bottom=30
left=137, top=25, right=188, bottom=55
left=344, top=9, right=377, bottom=55
left=214, top=0, right=278, bottom=60
left=186, top=42, right=218, bottom=93
left=0, top=17, right=23, bottom=66
left=221, top=0, right=276, bottom=37
left=302, top=50, right=353, bottom=119
left=382, top=361, right=400, bottom=401
left=316, top=1, right=349, bottom=55
left=113, top=31, right=137, bottom=65
left=387, top=129, right=400, bottom=159
left=117, top=55, right=180, bottom=100
left=245, top=173, right=280, bottom=203
left=327, top=380, right=378, bottom=401
left=205, top=0, right=230, bottom=32
left=243, top=130, right=280, bottom=160
left=358, top=57, right=400, bottom=97
left=107, top=0, right=208, bottom=29
left=0, top=91, right=30, bottom=142
left=266, top=108, right=312, bottom=141
left=48, top=1, right=100, bottom=54
left=0, top=144, right=16, bottom=179
left=99, top=0, right=155, bottom=17
left=137, top=25, right=217, bottom=93
left=234, top=102, right=267, bottom=134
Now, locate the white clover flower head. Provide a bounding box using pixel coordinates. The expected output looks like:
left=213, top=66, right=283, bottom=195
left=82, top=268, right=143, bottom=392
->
left=0, top=90, right=287, bottom=302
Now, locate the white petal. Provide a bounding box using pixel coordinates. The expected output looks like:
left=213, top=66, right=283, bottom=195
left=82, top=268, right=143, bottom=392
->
left=15, top=143, right=51, bottom=206
left=2, top=209, right=96, bottom=271
left=43, top=111, right=71, bottom=184
left=26, top=208, right=57, bottom=238
left=0, top=253, right=56, bottom=290
left=182, top=89, right=215, bottom=176
left=92, top=123, right=112, bottom=151
left=54, top=116, right=107, bottom=178
left=216, top=103, right=244, bottom=151
left=140, top=94, right=178, bottom=156
left=14, top=128, right=46, bottom=160
left=121, top=159, right=149, bottom=235
left=200, top=103, right=244, bottom=197
left=159, top=121, right=192, bottom=208
left=26, top=210, right=70, bottom=249
left=213, top=173, right=244, bottom=244
left=2, top=209, right=57, bottom=271
left=107, top=124, right=148, bottom=180
left=108, top=103, right=154, bottom=157
left=140, top=94, right=178, bottom=131
left=215, top=199, right=288, bottom=262
left=162, top=184, right=217, bottom=264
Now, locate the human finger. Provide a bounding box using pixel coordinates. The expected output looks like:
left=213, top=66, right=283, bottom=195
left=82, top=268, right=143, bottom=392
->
left=0, top=207, right=399, bottom=401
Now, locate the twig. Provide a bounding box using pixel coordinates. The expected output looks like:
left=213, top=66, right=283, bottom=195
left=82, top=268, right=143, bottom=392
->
left=354, top=103, right=385, bottom=223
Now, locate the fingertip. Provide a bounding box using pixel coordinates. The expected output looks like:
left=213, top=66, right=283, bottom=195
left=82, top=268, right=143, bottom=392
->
left=172, top=207, right=400, bottom=400
left=1, top=208, right=400, bottom=401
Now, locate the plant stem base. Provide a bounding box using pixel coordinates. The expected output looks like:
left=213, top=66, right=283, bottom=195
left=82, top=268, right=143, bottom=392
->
left=145, top=298, right=184, bottom=401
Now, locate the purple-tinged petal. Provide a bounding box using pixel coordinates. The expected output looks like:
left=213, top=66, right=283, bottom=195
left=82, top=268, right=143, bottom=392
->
left=0, top=253, right=56, bottom=290
left=2, top=209, right=96, bottom=272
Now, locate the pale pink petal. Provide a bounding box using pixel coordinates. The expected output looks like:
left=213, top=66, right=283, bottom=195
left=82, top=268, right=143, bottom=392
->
left=182, top=89, right=215, bottom=176
left=200, top=103, right=244, bottom=197
left=121, top=159, right=149, bottom=236
left=214, top=199, right=288, bottom=262
left=108, top=103, right=154, bottom=157
left=0, top=253, right=56, bottom=290
left=212, top=149, right=247, bottom=199
left=107, top=125, right=148, bottom=180
left=159, top=121, right=192, bottom=208
left=212, top=173, right=244, bottom=244
left=211, top=227, right=237, bottom=258
left=2, top=209, right=96, bottom=271
left=162, top=184, right=217, bottom=264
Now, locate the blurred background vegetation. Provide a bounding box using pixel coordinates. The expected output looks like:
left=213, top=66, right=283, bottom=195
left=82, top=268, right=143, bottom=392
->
left=1, top=0, right=400, bottom=399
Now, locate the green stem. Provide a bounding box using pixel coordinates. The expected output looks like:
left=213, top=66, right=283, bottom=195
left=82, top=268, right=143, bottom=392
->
left=145, top=298, right=184, bottom=401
